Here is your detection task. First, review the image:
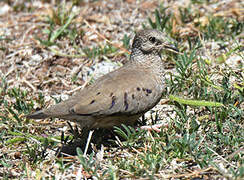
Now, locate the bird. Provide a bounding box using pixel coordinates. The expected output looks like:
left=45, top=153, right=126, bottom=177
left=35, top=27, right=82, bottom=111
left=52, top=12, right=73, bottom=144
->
left=27, top=29, right=177, bottom=131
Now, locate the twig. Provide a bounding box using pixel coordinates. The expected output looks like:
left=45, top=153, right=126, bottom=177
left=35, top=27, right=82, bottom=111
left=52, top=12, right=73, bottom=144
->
left=84, top=130, right=94, bottom=156
left=207, top=147, right=237, bottom=168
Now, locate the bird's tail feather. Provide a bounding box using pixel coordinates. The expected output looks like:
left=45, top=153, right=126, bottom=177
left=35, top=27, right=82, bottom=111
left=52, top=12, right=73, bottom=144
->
left=26, top=111, right=49, bottom=119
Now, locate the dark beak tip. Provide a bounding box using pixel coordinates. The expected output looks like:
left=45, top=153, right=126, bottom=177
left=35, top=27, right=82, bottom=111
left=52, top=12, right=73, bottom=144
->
left=171, top=46, right=179, bottom=52
left=165, top=44, right=179, bottom=52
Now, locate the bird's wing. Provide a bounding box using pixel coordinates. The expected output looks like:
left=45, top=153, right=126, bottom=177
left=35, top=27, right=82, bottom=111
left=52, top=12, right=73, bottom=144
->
left=70, top=65, right=163, bottom=117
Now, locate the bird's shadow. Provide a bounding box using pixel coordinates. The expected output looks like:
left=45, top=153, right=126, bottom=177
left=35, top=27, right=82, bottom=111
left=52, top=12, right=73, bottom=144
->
left=56, top=125, right=118, bottom=157
left=55, top=114, right=157, bottom=157
left=55, top=120, right=145, bottom=157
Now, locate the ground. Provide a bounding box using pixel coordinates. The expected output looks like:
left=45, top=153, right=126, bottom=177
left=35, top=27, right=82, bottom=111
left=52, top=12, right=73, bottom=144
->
left=0, top=0, right=243, bottom=179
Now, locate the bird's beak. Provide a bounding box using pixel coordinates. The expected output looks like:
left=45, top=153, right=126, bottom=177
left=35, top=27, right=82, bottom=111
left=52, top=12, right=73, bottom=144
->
left=162, top=42, right=179, bottom=53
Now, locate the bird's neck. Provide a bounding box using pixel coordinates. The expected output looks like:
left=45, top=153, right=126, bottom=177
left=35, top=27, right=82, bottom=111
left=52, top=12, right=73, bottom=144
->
left=130, top=48, right=165, bottom=76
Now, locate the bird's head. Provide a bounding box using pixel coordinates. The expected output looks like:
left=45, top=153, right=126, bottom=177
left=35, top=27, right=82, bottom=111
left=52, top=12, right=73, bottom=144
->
left=132, top=29, right=178, bottom=55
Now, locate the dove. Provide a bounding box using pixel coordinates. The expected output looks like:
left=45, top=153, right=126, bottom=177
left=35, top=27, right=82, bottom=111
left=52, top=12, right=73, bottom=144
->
left=27, top=29, right=177, bottom=131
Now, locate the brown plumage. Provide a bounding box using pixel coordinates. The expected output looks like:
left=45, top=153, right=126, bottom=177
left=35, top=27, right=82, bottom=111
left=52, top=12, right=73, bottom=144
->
left=27, top=29, right=176, bottom=129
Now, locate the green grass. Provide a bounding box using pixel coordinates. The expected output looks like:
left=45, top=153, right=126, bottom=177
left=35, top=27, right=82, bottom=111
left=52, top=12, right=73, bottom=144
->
left=0, top=0, right=243, bottom=179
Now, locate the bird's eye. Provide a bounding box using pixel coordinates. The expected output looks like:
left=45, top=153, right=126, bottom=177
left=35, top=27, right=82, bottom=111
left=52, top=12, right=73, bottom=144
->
left=149, top=36, right=156, bottom=43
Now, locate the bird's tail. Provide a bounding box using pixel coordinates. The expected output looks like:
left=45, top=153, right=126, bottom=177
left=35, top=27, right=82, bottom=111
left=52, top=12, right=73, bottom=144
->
left=26, top=111, right=49, bottom=119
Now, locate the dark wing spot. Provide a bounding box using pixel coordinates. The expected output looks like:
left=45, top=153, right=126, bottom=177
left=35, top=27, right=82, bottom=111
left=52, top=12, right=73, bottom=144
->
left=109, top=96, right=116, bottom=109
left=137, top=87, right=141, bottom=91
left=124, top=92, right=129, bottom=111
left=132, top=94, right=135, bottom=99
left=90, top=100, right=95, bottom=104
left=96, top=92, right=101, bottom=95
left=146, top=89, right=152, bottom=94
left=69, top=107, right=95, bottom=116
left=69, top=108, right=75, bottom=114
